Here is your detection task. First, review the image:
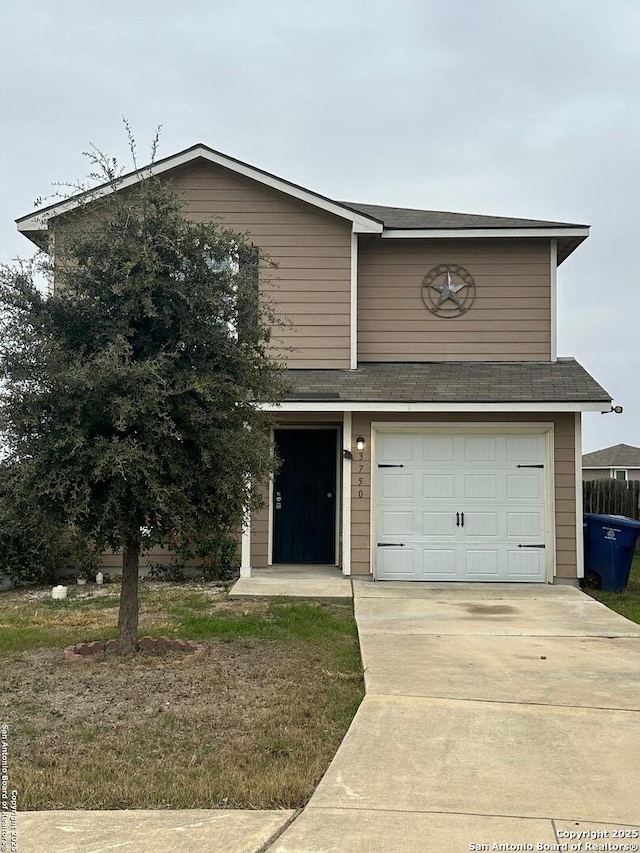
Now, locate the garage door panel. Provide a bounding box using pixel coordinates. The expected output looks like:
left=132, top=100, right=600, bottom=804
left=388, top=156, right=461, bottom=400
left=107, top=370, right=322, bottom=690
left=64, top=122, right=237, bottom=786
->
left=506, top=473, right=543, bottom=501
left=421, top=436, right=455, bottom=462
left=507, top=549, right=544, bottom=578
left=422, top=512, right=456, bottom=537
left=381, top=474, right=414, bottom=499
left=376, top=431, right=547, bottom=583
left=379, top=435, right=415, bottom=463
left=422, top=474, right=455, bottom=499
left=380, top=511, right=414, bottom=537
left=506, top=436, right=542, bottom=463
left=506, top=511, right=543, bottom=538
left=464, top=474, right=498, bottom=500
left=463, top=512, right=498, bottom=537
left=463, top=436, right=498, bottom=462
left=422, top=549, right=456, bottom=577
left=465, top=550, right=500, bottom=577
left=378, top=548, right=415, bottom=576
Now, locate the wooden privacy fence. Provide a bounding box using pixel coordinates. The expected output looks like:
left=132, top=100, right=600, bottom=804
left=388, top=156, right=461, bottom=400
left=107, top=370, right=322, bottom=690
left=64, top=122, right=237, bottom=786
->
left=583, top=479, right=640, bottom=521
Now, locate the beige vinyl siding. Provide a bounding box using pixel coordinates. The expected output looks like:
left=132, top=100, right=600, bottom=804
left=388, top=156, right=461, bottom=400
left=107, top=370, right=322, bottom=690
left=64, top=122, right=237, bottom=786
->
left=357, top=238, right=552, bottom=362
left=170, top=162, right=352, bottom=368
left=350, top=412, right=372, bottom=575
left=251, top=481, right=270, bottom=569
left=553, top=415, right=577, bottom=579
left=98, top=545, right=201, bottom=575
left=350, top=412, right=576, bottom=580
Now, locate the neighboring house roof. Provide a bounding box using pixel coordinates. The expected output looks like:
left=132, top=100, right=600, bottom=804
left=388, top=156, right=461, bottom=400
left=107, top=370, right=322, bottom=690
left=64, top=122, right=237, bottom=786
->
left=282, top=359, right=610, bottom=405
left=16, top=144, right=588, bottom=262
left=582, top=444, right=640, bottom=468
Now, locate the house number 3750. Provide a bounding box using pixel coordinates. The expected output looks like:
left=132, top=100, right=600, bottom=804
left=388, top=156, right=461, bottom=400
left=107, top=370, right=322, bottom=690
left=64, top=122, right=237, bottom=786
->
left=357, top=452, right=364, bottom=498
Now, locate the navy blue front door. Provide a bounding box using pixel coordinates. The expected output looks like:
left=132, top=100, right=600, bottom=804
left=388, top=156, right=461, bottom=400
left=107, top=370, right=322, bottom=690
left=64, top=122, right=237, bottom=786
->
left=273, top=429, right=337, bottom=564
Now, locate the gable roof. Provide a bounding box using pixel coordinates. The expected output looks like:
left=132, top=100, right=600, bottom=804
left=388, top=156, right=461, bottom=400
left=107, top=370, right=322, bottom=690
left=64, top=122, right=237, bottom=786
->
left=15, top=144, right=384, bottom=243
left=582, top=444, right=640, bottom=468
left=16, top=144, right=588, bottom=262
left=280, top=359, right=610, bottom=408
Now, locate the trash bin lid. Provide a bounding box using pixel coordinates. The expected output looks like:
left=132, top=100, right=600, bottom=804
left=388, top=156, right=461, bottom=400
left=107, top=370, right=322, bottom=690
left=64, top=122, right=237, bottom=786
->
left=584, top=512, right=640, bottom=529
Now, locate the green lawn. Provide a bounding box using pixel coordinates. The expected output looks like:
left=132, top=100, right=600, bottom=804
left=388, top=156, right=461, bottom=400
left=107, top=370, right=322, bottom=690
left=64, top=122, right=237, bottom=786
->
left=585, top=550, right=640, bottom=624
left=0, top=582, right=364, bottom=810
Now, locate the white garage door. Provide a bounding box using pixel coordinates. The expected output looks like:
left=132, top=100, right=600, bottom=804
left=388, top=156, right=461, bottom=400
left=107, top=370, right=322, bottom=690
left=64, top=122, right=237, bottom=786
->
left=375, top=432, right=547, bottom=582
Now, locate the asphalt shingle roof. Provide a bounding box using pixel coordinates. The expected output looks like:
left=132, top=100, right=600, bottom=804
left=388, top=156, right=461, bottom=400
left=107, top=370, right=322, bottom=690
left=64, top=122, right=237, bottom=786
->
left=338, top=202, right=587, bottom=263
left=582, top=444, right=640, bottom=468
left=284, top=359, right=610, bottom=404
left=17, top=145, right=589, bottom=264
left=339, top=202, right=586, bottom=231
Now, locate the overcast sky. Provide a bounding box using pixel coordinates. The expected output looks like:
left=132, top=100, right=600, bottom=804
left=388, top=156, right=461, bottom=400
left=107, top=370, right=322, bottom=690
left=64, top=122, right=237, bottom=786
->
left=1, top=0, right=638, bottom=452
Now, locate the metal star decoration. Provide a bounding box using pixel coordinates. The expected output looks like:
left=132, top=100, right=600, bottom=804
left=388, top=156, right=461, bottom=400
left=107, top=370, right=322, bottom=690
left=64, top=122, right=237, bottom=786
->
left=435, top=270, right=465, bottom=306
left=421, top=264, right=477, bottom=317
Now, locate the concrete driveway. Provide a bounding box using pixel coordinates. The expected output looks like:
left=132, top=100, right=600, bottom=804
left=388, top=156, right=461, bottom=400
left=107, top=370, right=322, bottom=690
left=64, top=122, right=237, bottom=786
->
left=274, top=582, right=640, bottom=852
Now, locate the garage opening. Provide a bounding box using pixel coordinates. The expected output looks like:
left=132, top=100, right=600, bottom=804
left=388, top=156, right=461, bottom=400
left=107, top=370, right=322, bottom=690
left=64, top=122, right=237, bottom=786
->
left=374, top=430, right=548, bottom=582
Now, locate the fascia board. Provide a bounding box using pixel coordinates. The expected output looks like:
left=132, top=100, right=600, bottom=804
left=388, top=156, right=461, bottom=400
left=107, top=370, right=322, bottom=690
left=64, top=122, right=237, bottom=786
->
left=380, top=227, right=590, bottom=240
left=582, top=465, right=632, bottom=470
left=261, top=401, right=610, bottom=413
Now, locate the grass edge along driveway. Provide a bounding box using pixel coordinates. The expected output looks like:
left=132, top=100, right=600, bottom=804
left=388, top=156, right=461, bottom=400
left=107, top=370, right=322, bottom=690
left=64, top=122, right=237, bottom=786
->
left=0, top=585, right=364, bottom=810
left=586, top=550, right=640, bottom=624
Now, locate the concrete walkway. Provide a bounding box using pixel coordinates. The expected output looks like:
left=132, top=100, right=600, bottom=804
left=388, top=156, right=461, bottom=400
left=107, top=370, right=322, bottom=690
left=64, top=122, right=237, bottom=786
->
left=17, top=809, right=296, bottom=852
left=230, top=567, right=352, bottom=601
left=273, top=582, right=640, bottom=851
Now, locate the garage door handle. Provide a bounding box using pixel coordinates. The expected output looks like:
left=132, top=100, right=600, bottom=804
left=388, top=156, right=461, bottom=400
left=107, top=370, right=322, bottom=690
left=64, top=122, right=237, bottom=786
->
left=377, top=543, right=405, bottom=547
left=518, top=544, right=545, bottom=548
left=378, top=464, right=405, bottom=468
left=456, top=512, right=460, bottom=527
left=461, top=511, right=464, bottom=528
left=517, top=464, right=544, bottom=468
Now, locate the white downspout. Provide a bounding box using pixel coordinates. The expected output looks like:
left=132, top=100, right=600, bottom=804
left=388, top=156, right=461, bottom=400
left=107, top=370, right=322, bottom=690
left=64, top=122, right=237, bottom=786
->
left=350, top=232, right=358, bottom=370
left=342, top=411, right=352, bottom=575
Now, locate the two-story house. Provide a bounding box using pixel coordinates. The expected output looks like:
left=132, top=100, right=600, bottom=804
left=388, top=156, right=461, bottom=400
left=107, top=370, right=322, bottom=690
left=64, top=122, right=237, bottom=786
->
left=16, top=145, right=612, bottom=584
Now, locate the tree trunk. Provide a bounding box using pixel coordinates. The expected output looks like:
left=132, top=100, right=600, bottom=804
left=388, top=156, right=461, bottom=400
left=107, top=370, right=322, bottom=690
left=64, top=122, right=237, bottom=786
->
left=118, top=539, right=140, bottom=654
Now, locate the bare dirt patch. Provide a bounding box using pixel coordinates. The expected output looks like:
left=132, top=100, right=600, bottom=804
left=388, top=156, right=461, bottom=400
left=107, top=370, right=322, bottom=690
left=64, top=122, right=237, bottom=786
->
left=0, top=592, right=363, bottom=810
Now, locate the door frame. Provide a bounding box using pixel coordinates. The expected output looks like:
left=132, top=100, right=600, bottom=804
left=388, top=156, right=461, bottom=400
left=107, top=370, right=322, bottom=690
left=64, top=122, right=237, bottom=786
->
left=370, top=422, right=556, bottom=583
left=268, top=425, right=342, bottom=566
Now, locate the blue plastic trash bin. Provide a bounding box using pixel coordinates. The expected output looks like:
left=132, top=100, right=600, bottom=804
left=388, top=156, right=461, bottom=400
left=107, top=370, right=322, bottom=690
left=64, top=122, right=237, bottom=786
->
left=583, top=513, right=640, bottom=592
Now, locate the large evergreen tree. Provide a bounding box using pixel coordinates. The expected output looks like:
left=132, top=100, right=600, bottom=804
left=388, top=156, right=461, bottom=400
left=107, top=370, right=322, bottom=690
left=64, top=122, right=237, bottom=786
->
left=0, top=143, right=286, bottom=653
